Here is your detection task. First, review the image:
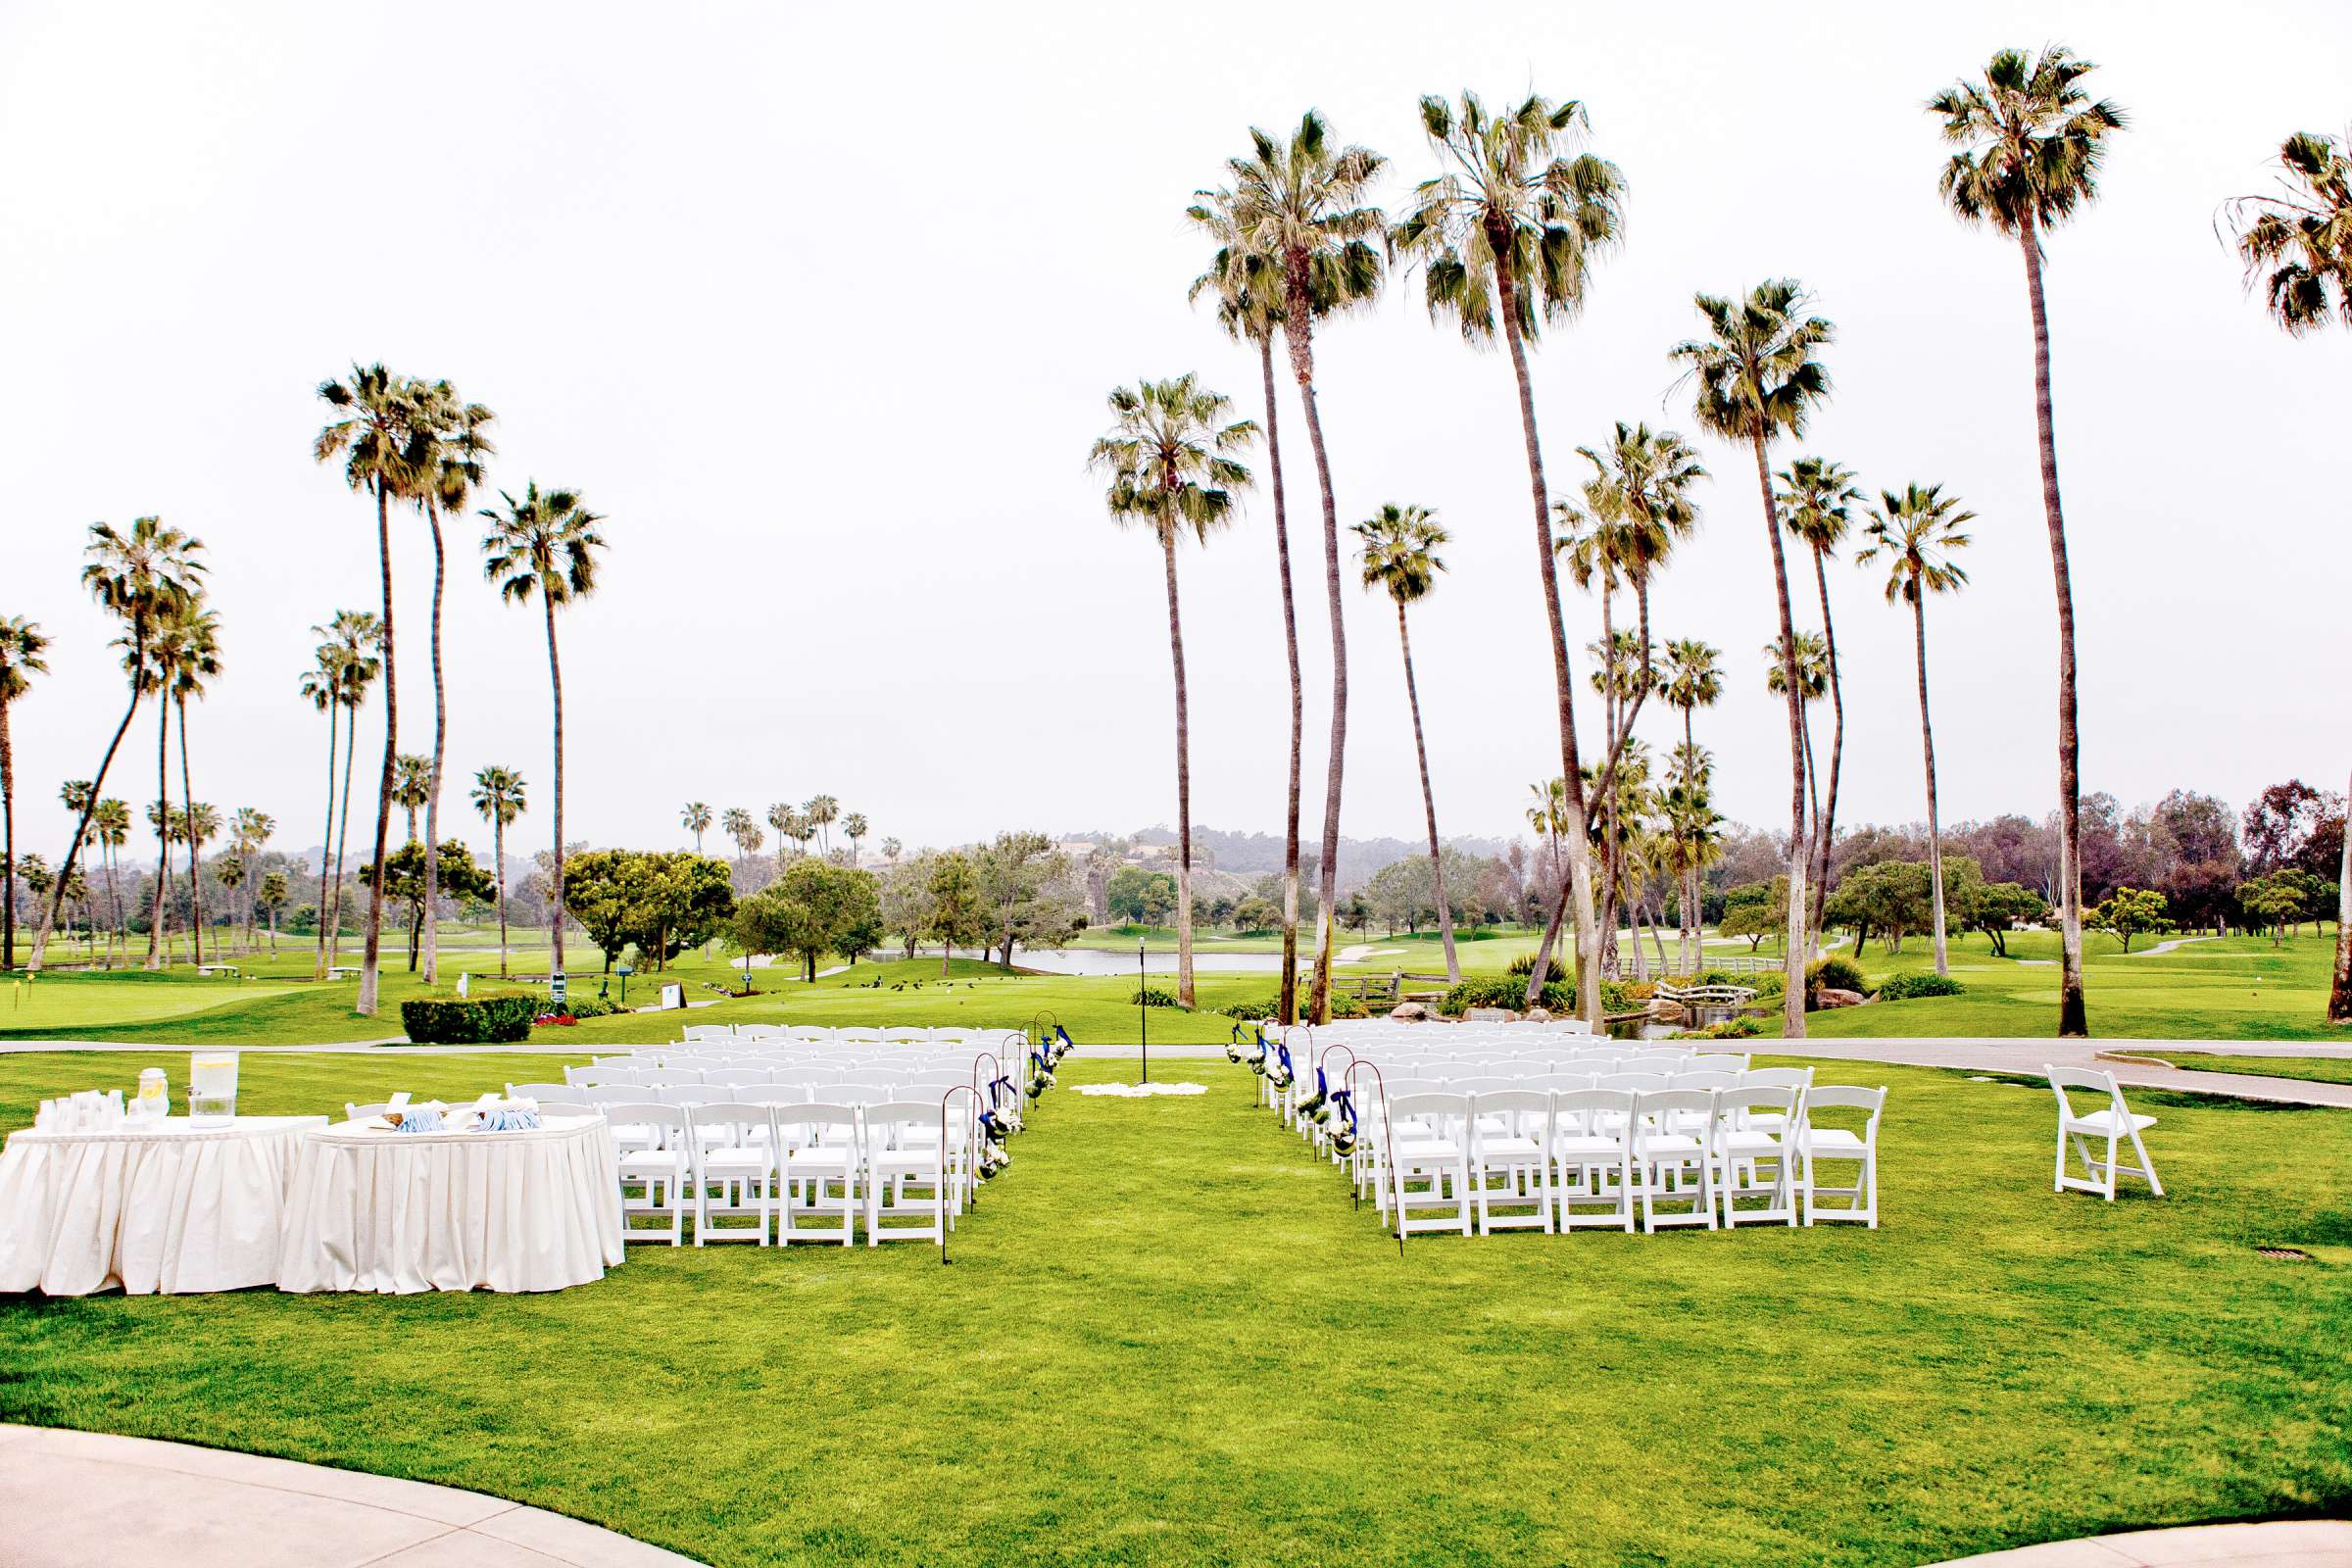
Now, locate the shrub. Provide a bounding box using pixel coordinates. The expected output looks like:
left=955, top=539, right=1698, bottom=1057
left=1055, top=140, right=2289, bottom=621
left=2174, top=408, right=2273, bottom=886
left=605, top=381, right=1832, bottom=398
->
left=1440, top=976, right=1573, bottom=1016
left=1130, top=986, right=1185, bottom=1008
left=1677, top=1015, right=1766, bottom=1040
left=1806, top=956, right=1867, bottom=1010
left=557, top=996, right=624, bottom=1020
left=1878, top=971, right=1965, bottom=1001
left=398, top=996, right=539, bottom=1045
left=1219, top=989, right=1368, bottom=1021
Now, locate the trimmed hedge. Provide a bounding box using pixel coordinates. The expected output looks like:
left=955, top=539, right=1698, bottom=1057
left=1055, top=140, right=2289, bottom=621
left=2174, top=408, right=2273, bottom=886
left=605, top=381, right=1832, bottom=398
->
left=1878, top=972, right=1965, bottom=1002
left=398, top=996, right=540, bottom=1045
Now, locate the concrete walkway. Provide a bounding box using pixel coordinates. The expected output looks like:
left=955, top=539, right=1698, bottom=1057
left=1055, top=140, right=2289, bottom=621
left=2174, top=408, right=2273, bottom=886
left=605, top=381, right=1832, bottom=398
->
left=1930, top=1517, right=2352, bottom=1564
left=0, top=1423, right=704, bottom=1566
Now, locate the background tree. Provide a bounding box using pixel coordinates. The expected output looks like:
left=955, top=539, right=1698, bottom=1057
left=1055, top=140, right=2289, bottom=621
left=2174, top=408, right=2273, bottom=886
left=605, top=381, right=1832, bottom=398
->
left=1395, top=89, right=1623, bottom=1027
left=317, top=612, right=380, bottom=975
left=1105, top=865, right=1179, bottom=927
left=1933, top=45, right=2126, bottom=1036
left=721, top=808, right=755, bottom=867
left=923, top=851, right=987, bottom=976
left=1673, top=279, right=1836, bottom=1036
left=364, top=839, right=497, bottom=971
left=1776, top=456, right=1863, bottom=945
left=1088, top=373, right=1255, bottom=1007
left=681, top=801, right=711, bottom=855
left=974, top=830, right=1087, bottom=968
left=213, top=854, right=244, bottom=956
left=734, top=858, right=876, bottom=984
left=481, top=480, right=607, bottom=983
left=471, top=765, right=526, bottom=976
left=257, top=870, right=289, bottom=955
left=1354, top=502, right=1461, bottom=983
left=315, top=364, right=424, bottom=1014
left=880, top=852, right=937, bottom=960
left=2091, top=886, right=2170, bottom=953
left=0, top=614, right=48, bottom=968
left=1227, top=110, right=1385, bottom=1024
left=91, top=796, right=130, bottom=964
left=804, top=794, right=839, bottom=857
left=393, top=755, right=431, bottom=843
left=1859, top=483, right=1975, bottom=977
left=2228, top=126, right=2352, bottom=337
left=228, top=808, right=271, bottom=951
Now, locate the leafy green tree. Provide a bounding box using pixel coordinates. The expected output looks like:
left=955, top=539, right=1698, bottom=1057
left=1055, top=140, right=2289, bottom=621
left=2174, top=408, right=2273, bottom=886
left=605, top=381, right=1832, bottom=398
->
left=1673, top=280, right=1836, bottom=1035
left=1394, top=89, right=1620, bottom=1027
left=734, top=858, right=878, bottom=984
left=1105, top=865, right=1178, bottom=926
left=1966, top=879, right=2050, bottom=957
left=470, top=765, right=526, bottom=976
left=924, top=851, right=987, bottom=977
left=560, top=848, right=650, bottom=973
left=0, top=613, right=49, bottom=969
left=2092, top=886, right=2169, bottom=953
left=1227, top=110, right=1385, bottom=1025
left=1823, top=861, right=1930, bottom=956
left=1355, top=503, right=1460, bottom=983
left=363, top=838, right=497, bottom=971
left=1088, top=375, right=1255, bottom=1006
left=1859, top=483, right=1975, bottom=977
left=257, top=869, right=289, bottom=955
left=1932, top=45, right=2126, bottom=1037
left=1234, top=895, right=1278, bottom=932
left=1775, top=456, right=1864, bottom=945
left=880, top=853, right=936, bottom=959
left=974, top=831, right=1086, bottom=967
left=481, top=481, right=607, bottom=981
left=631, top=852, right=738, bottom=969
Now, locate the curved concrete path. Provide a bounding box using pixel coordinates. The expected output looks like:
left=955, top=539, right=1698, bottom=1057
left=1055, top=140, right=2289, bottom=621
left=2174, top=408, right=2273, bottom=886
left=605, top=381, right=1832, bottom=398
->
left=0, top=1423, right=704, bottom=1566
left=1930, top=1517, right=2352, bottom=1564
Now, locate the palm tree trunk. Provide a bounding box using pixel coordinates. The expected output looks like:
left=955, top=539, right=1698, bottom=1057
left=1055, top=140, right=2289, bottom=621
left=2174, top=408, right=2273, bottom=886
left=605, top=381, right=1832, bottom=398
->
left=176, top=693, right=202, bottom=966
left=1, top=695, right=13, bottom=971
left=358, top=481, right=397, bottom=1017
left=1396, top=603, right=1459, bottom=984
left=494, top=815, right=510, bottom=979
left=29, top=630, right=145, bottom=972
left=103, top=843, right=122, bottom=969
left=1808, top=545, right=1843, bottom=949
left=1594, top=587, right=1620, bottom=978
left=2020, top=222, right=2086, bottom=1037
left=420, top=500, right=447, bottom=987
left=1279, top=294, right=1347, bottom=1027
left=544, top=595, right=567, bottom=979
left=1913, top=591, right=1949, bottom=976
left=330, top=701, right=359, bottom=969
left=1159, top=525, right=1196, bottom=1008
left=315, top=705, right=337, bottom=978
left=1257, top=332, right=1305, bottom=1026
left=2330, top=762, right=2351, bottom=1023
left=1492, top=269, right=1600, bottom=1026
left=148, top=693, right=170, bottom=969
left=1752, top=433, right=1809, bottom=1037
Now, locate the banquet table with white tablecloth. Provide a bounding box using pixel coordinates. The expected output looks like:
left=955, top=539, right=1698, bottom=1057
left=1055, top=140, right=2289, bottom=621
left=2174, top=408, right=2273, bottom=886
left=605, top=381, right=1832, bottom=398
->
left=274, top=1114, right=624, bottom=1295
left=0, top=1116, right=326, bottom=1297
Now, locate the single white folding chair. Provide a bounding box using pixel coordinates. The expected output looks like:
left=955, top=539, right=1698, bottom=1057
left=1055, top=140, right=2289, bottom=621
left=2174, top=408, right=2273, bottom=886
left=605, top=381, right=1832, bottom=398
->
left=607, top=1102, right=689, bottom=1246
left=1469, top=1090, right=1554, bottom=1235
left=861, top=1102, right=957, bottom=1246
left=1386, top=1091, right=1473, bottom=1241
left=1797, top=1086, right=1886, bottom=1226
left=686, top=1103, right=776, bottom=1245
left=774, top=1103, right=861, bottom=1245
left=1551, top=1088, right=1636, bottom=1232
left=2046, top=1067, right=2161, bottom=1200
left=1713, top=1085, right=1800, bottom=1227
left=1634, top=1089, right=1717, bottom=1233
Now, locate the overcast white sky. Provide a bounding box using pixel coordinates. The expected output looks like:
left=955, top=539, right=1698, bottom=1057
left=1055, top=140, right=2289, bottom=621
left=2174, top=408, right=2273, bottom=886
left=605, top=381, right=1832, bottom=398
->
left=3, top=1, right=2345, bottom=867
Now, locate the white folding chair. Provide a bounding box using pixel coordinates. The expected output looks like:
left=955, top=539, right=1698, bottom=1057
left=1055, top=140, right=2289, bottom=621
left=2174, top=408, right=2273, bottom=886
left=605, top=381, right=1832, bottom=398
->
left=686, top=1103, right=776, bottom=1245
left=1469, top=1090, right=1554, bottom=1235
left=774, top=1103, right=861, bottom=1245
left=1634, top=1089, right=1717, bottom=1233
left=1551, top=1088, right=1636, bottom=1232
left=1797, top=1086, right=1886, bottom=1227
left=1386, top=1091, right=1472, bottom=1241
left=861, top=1102, right=957, bottom=1246
left=1714, top=1085, right=1799, bottom=1227
left=608, top=1102, right=689, bottom=1245
left=2046, top=1067, right=2160, bottom=1200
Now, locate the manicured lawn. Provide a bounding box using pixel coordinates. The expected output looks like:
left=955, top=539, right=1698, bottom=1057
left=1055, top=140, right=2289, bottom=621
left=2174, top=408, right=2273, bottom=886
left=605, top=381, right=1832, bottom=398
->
left=2151, top=1054, right=2352, bottom=1087
left=1, top=1050, right=2347, bottom=1566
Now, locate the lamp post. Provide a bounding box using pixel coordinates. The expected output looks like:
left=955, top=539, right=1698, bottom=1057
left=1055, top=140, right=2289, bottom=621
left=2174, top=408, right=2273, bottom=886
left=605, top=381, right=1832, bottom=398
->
left=1137, top=934, right=1149, bottom=1086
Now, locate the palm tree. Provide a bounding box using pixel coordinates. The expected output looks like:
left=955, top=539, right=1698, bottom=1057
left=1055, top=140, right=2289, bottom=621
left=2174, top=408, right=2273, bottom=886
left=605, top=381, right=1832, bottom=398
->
left=1671, top=280, right=1836, bottom=1036
left=881, top=838, right=902, bottom=865
left=89, top=797, right=129, bottom=964
left=841, top=812, right=867, bottom=864
left=1931, top=47, right=2124, bottom=1037
left=393, top=756, right=431, bottom=844
left=804, top=796, right=839, bottom=857
left=481, top=481, right=607, bottom=982
left=1354, top=504, right=1460, bottom=984
left=2227, top=125, right=2352, bottom=1023
left=318, top=612, right=382, bottom=974
left=406, top=379, right=497, bottom=988
left=0, top=614, right=49, bottom=969
left=1089, top=374, right=1256, bottom=1007
left=1859, top=483, right=1975, bottom=978
left=179, top=801, right=220, bottom=957
left=31, top=520, right=206, bottom=973
left=258, top=870, right=288, bottom=956
left=1764, top=631, right=1831, bottom=867
left=1776, top=456, right=1865, bottom=947
left=720, top=807, right=755, bottom=867
left=229, top=808, right=271, bottom=952
left=1226, top=111, right=1385, bottom=1023
left=765, top=803, right=792, bottom=871
left=1661, top=639, right=1723, bottom=970
left=682, top=802, right=712, bottom=855
left=471, top=765, right=527, bottom=977
left=158, top=603, right=220, bottom=964
left=316, top=365, right=426, bottom=1014
left=1394, top=90, right=1625, bottom=1028
left=212, top=851, right=244, bottom=957
left=1188, top=185, right=1317, bottom=1024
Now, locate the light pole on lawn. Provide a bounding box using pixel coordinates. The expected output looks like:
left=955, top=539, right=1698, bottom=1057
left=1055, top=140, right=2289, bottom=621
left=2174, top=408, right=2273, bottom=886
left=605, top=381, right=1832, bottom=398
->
left=1137, top=933, right=1148, bottom=1085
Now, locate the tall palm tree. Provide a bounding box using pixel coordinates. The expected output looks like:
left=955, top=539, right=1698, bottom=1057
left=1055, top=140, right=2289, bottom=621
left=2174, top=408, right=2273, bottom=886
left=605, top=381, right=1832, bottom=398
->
left=80, top=793, right=127, bottom=965
left=258, top=870, right=288, bottom=956
left=406, top=379, right=496, bottom=988
left=1859, top=483, right=1975, bottom=978
left=1189, top=185, right=1315, bottom=1024
left=841, top=812, right=867, bottom=864
left=1932, top=46, right=2124, bottom=1037
left=179, top=801, right=220, bottom=956
left=229, top=808, right=271, bottom=952
left=1354, top=503, right=1460, bottom=984
left=765, top=803, right=792, bottom=872
left=2227, top=125, right=2352, bottom=1022
left=0, top=615, right=49, bottom=969
left=318, top=612, right=381, bottom=974
left=804, top=796, right=839, bottom=857
left=1226, top=111, right=1385, bottom=1024
left=393, top=755, right=431, bottom=843
left=1088, top=374, right=1256, bottom=1008
left=481, top=481, right=607, bottom=982
left=1764, top=631, right=1832, bottom=869
left=1775, top=456, right=1865, bottom=947
left=316, top=365, right=425, bottom=1014
left=682, top=802, right=712, bottom=855
left=1394, top=90, right=1625, bottom=1027
left=153, top=602, right=221, bottom=964
left=1671, top=280, right=1836, bottom=1036
left=721, top=807, right=755, bottom=867
left=471, top=765, right=526, bottom=978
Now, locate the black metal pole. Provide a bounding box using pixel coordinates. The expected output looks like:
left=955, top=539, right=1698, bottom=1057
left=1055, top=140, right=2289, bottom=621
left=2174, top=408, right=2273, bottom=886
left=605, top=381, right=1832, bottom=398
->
left=1138, top=935, right=1148, bottom=1085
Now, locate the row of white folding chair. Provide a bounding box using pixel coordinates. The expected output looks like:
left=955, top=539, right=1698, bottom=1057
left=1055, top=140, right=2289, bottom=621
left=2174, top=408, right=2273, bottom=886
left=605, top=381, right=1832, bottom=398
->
left=1332, top=1067, right=1807, bottom=1169
left=603, top=1098, right=978, bottom=1247
left=1372, top=1084, right=1883, bottom=1237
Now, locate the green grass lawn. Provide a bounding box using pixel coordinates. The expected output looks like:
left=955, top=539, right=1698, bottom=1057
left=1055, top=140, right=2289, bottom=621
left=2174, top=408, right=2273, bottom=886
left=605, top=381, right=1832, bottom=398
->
left=2149, top=1054, right=2352, bottom=1087
left=1, top=1051, right=2348, bottom=1566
